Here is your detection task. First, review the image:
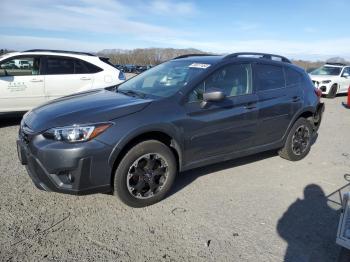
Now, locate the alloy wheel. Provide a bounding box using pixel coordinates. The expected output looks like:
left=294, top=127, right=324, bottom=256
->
left=291, top=125, right=310, bottom=156
left=126, top=153, right=169, bottom=199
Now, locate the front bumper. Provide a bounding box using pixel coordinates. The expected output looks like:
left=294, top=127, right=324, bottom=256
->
left=17, top=130, right=113, bottom=195
left=312, top=80, right=332, bottom=94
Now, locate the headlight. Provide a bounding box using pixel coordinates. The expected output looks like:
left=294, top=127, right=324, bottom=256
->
left=43, top=123, right=112, bottom=143
left=322, top=80, right=331, bottom=84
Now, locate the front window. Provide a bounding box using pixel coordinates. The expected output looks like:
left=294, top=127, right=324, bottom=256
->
left=188, top=63, right=252, bottom=102
left=117, top=61, right=210, bottom=98
left=342, top=67, right=350, bottom=76
left=0, top=56, right=40, bottom=76
left=310, top=66, right=342, bottom=76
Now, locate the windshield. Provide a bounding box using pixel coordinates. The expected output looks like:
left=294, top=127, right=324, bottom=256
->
left=117, top=60, right=210, bottom=98
left=310, top=66, right=342, bottom=76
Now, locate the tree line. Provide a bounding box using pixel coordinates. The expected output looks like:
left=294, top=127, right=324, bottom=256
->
left=96, top=48, right=206, bottom=65
left=96, top=48, right=344, bottom=72
left=0, top=49, right=12, bottom=55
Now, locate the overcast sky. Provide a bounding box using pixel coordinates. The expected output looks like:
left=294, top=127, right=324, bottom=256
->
left=1, top=0, right=350, bottom=60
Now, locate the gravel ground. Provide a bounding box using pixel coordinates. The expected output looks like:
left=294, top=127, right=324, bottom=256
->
left=1, top=95, right=350, bottom=262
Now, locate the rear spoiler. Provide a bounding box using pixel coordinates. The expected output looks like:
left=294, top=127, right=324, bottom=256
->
left=99, top=57, right=114, bottom=67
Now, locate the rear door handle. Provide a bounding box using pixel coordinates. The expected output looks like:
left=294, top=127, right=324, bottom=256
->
left=30, top=79, right=43, bottom=82
left=245, top=102, right=257, bottom=110
left=80, top=77, right=92, bottom=80
left=292, top=96, right=301, bottom=102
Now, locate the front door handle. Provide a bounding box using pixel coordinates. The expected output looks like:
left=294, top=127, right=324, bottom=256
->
left=80, top=77, right=92, bottom=80
left=30, top=79, right=43, bottom=82
left=245, top=102, right=257, bottom=110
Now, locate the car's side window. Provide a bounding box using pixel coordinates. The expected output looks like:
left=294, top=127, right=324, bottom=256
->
left=342, top=67, right=350, bottom=76
left=188, top=63, right=252, bottom=102
left=285, top=67, right=302, bottom=88
left=74, top=59, right=90, bottom=74
left=83, top=61, right=102, bottom=74
left=46, top=57, right=74, bottom=75
left=255, top=64, right=285, bottom=91
left=0, top=57, right=41, bottom=77
left=46, top=57, right=102, bottom=75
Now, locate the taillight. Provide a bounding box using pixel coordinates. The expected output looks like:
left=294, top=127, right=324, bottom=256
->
left=314, top=88, right=322, bottom=98
left=118, top=71, right=126, bottom=81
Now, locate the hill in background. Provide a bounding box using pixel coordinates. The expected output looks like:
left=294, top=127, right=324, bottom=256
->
left=1, top=47, right=348, bottom=71
left=97, top=48, right=348, bottom=71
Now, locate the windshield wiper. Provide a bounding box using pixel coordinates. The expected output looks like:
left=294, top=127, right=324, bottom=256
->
left=117, top=89, right=146, bottom=98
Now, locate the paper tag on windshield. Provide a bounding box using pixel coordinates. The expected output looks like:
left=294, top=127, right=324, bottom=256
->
left=189, top=63, right=211, bottom=69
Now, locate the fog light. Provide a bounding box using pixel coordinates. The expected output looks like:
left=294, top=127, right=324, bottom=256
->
left=67, top=173, right=74, bottom=183
left=57, top=171, right=74, bottom=184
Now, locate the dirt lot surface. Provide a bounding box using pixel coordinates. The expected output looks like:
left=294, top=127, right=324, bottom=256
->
left=1, top=96, right=350, bottom=262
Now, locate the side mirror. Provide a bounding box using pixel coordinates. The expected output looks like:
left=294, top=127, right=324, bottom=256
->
left=201, top=88, right=225, bottom=108
left=343, top=72, right=350, bottom=78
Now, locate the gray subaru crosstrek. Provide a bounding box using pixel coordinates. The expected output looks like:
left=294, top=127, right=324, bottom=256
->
left=17, top=52, right=324, bottom=207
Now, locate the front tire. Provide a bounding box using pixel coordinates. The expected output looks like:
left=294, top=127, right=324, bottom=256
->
left=279, top=118, right=313, bottom=161
left=326, top=84, right=338, bottom=98
left=114, top=140, right=177, bottom=207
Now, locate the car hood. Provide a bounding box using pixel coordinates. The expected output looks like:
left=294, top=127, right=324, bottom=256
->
left=23, top=89, right=152, bottom=132
left=309, top=75, right=338, bottom=81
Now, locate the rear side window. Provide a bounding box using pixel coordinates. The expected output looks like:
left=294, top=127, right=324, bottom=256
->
left=46, top=57, right=102, bottom=75
left=47, top=57, right=74, bottom=75
left=74, top=59, right=89, bottom=74
left=84, top=61, right=102, bottom=73
left=285, top=67, right=302, bottom=88
left=255, top=64, right=285, bottom=91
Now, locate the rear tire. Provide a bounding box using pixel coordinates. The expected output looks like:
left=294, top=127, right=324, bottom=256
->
left=114, top=140, right=177, bottom=207
left=338, top=248, right=350, bottom=262
left=326, top=84, right=337, bottom=98
left=279, top=118, right=313, bottom=161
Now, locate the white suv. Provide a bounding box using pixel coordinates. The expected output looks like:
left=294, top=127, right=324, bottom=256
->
left=0, top=49, right=125, bottom=113
left=309, top=63, right=350, bottom=98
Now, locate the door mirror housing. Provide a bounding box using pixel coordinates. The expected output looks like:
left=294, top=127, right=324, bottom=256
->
left=203, top=89, right=225, bottom=102
left=201, top=88, right=225, bottom=108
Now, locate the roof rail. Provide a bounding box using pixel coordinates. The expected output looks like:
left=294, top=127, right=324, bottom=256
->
left=173, top=53, right=216, bottom=59
left=325, top=62, right=347, bottom=66
left=23, top=49, right=95, bottom=56
left=224, top=52, right=291, bottom=63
